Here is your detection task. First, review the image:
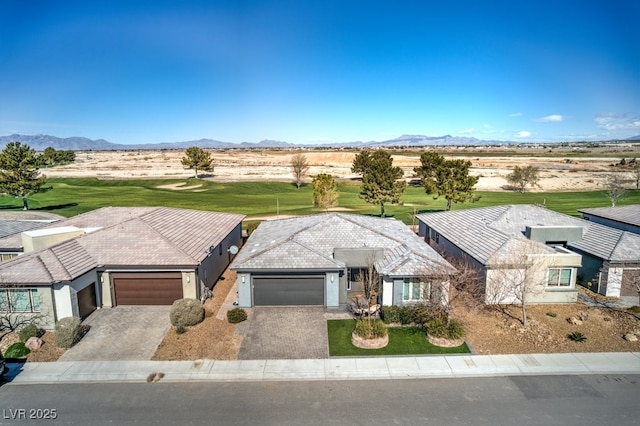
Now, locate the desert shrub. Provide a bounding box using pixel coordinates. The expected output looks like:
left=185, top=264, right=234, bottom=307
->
left=412, top=305, right=440, bottom=326
left=568, top=331, right=587, bottom=342
left=54, top=317, right=83, bottom=349
left=382, top=306, right=400, bottom=324
left=4, top=342, right=31, bottom=359
left=629, top=306, right=640, bottom=314
left=425, top=315, right=466, bottom=340
left=170, top=298, right=205, bottom=327
left=546, top=312, right=558, bottom=318
left=354, top=319, right=388, bottom=339
left=19, top=323, right=44, bottom=342
left=227, top=308, right=248, bottom=324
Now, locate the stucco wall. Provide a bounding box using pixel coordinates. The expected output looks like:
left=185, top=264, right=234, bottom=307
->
left=5, top=286, right=57, bottom=330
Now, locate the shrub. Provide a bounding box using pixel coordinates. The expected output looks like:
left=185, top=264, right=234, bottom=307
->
left=170, top=298, right=205, bottom=327
left=629, top=306, right=640, bottom=314
left=568, top=331, right=587, bottom=342
left=354, top=319, right=388, bottom=339
left=19, top=323, right=44, bottom=342
left=227, top=308, right=248, bottom=324
left=412, top=305, right=440, bottom=327
left=398, top=306, right=416, bottom=325
left=426, top=315, right=466, bottom=340
left=382, top=306, right=400, bottom=324
left=54, top=317, right=84, bottom=349
left=546, top=312, right=558, bottom=318
left=4, top=342, right=31, bottom=359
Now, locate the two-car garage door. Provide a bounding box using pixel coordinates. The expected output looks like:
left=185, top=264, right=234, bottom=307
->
left=252, top=276, right=325, bottom=306
left=112, top=272, right=183, bottom=305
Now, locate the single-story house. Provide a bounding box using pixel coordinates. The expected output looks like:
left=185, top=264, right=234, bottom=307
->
left=230, top=213, right=455, bottom=308
left=0, top=207, right=244, bottom=329
left=417, top=205, right=640, bottom=303
left=579, top=205, right=640, bottom=235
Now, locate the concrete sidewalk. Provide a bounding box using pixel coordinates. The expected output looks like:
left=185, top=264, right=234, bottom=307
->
left=3, top=352, right=639, bottom=385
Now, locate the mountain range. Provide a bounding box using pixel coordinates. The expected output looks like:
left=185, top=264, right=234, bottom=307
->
left=0, top=133, right=639, bottom=151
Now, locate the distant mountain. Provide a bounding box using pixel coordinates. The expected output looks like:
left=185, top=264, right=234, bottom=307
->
left=2, top=133, right=635, bottom=151
left=0, top=134, right=121, bottom=151
left=627, top=134, right=640, bottom=141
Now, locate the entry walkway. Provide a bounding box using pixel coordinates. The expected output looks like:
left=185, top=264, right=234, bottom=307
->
left=4, top=352, right=639, bottom=385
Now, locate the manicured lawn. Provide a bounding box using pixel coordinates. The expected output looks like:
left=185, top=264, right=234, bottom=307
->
left=327, top=319, right=470, bottom=356
left=1, top=177, right=638, bottom=220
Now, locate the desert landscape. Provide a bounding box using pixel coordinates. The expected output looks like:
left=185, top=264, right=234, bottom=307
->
left=43, top=145, right=640, bottom=192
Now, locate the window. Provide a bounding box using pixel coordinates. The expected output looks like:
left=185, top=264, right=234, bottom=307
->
left=547, top=268, right=572, bottom=287
left=429, top=229, right=440, bottom=243
left=403, top=278, right=429, bottom=302
left=0, top=288, right=40, bottom=312
left=0, top=253, right=18, bottom=262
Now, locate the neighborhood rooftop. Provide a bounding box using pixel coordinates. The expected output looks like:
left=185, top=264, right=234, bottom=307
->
left=578, top=205, right=640, bottom=228
left=231, top=213, right=452, bottom=277
left=417, top=205, right=640, bottom=265
left=0, top=207, right=245, bottom=284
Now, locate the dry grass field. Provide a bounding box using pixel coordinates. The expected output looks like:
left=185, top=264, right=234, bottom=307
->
left=43, top=144, right=640, bottom=192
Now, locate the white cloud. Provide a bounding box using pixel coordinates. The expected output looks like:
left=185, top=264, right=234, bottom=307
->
left=595, top=113, right=640, bottom=130
left=483, top=124, right=492, bottom=129
left=537, top=114, right=563, bottom=122
left=457, top=128, right=475, bottom=135
left=509, top=112, right=523, bottom=117
left=515, top=131, right=531, bottom=138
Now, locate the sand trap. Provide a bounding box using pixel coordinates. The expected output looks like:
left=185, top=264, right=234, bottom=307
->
left=156, top=183, right=203, bottom=190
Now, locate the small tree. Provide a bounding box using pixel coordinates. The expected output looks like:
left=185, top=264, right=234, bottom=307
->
left=485, top=240, right=551, bottom=328
left=311, top=173, right=339, bottom=211
left=413, top=152, right=478, bottom=211
left=604, top=173, right=628, bottom=207
left=290, top=152, right=310, bottom=189
left=353, top=257, right=380, bottom=328
left=506, top=165, right=540, bottom=193
left=181, top=146, right=213, bottom=178
left=352, top=150, right=406, bottom=217
left=0, top=284, right=48, bottom=344
left=0, top=142, right=50, bottom=210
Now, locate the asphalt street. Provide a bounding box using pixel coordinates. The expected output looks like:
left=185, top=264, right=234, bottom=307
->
left=1, top=375, right=639, bottom=425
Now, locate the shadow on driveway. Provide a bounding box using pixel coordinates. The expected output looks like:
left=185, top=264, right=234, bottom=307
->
left=59, top=306, right=171, bottom=361
left=238, top=307, right=329, bottom=360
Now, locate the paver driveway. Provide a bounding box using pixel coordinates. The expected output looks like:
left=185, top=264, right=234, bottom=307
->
left=238, top=307, right=329, bottom=360
left=59, top=306, right=171, bottom=361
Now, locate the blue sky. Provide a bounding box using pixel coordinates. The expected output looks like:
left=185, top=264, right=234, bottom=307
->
left=1, top=1, right=639, bottom=145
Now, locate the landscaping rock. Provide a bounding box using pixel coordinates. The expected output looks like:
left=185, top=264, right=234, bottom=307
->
left=25, top=337, right=43, bottom=351
left=568, top=317, right=583, bottom=325
left=623, top=333, right=638, bottom=342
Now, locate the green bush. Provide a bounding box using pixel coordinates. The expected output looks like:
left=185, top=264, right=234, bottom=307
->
left=629, top=306, right=640, bottom=314
left=354, top=319, right=388, bottom=339
left=546, top=312, right=558, bottom=318
left=54, top=317, right=84, bottom=348
left=426, top=315, right=466, bottom=340
left=382, top=306, right=400, bottom=324
left=412, top=305, right=440, bottom=327
left=4, top=342, right=31, bottom=359
left=170, top=298, right=205, bottom=327
left=568, top=331, right=587, bottom=342
left=19, top=323, right=44, bottom=342
left=227, top=308, right=248, bottom=324
left=398, top=306, right=417, bottom=325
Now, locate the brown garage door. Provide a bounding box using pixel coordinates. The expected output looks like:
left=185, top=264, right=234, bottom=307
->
left=112, top=272, right=183, bottom=305
left=77, top=284, right=97, bottom=319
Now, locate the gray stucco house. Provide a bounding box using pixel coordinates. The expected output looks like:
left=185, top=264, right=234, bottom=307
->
left=0, top=207, right=244, bottom=329
left=417, top=205, right=640, bottom=303
left=230, top=213, right=454, bottom=308
left=579, top=205, right=640, bottom=235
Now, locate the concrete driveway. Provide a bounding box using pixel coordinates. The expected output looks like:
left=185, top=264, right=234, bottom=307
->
left=238, top=307, right=329, bottom=360
left=59, top=306, right=171, bottom=361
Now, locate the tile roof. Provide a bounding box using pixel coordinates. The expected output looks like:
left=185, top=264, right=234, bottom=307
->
left=0, top=207, right=244, bottom=284
left=578, top=205, right=640, bottom=228
left=0, top=220, right=59, bottom=244
left=231, top=213, right=452, bottom=277
left=417, top=205, right=640, bottom=265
